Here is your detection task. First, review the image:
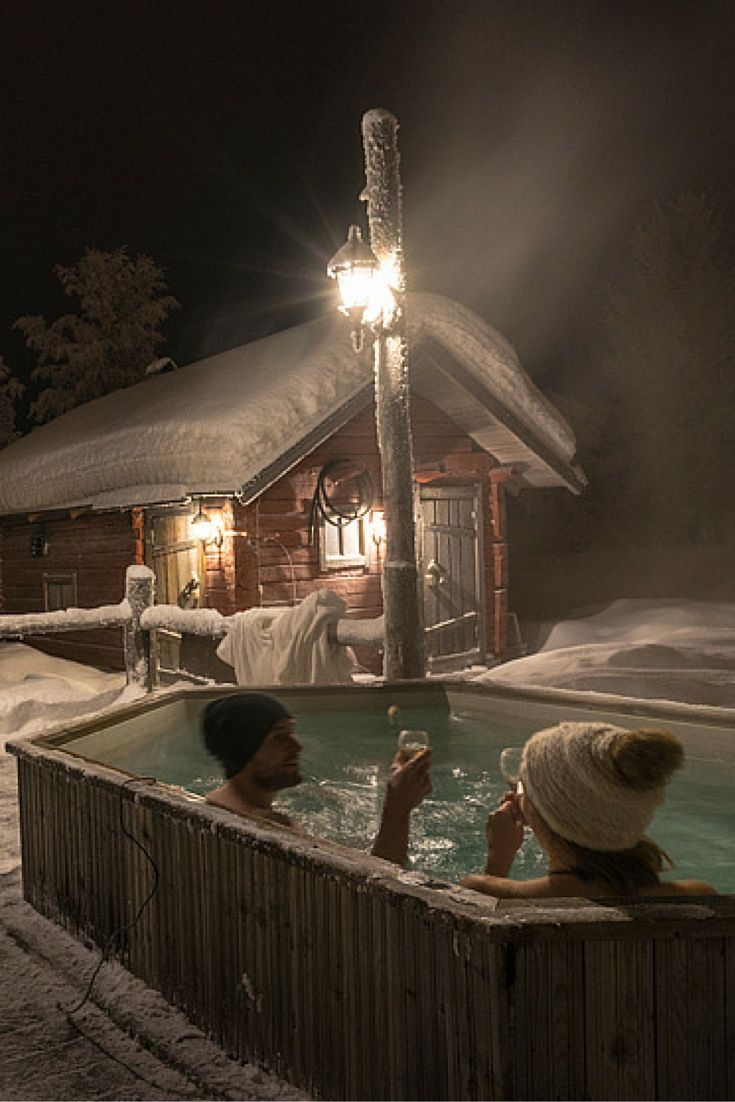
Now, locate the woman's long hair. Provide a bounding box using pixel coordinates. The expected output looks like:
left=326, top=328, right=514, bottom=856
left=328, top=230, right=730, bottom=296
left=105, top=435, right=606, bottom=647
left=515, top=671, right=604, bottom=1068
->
left=558, top=834, right=674, bottom=895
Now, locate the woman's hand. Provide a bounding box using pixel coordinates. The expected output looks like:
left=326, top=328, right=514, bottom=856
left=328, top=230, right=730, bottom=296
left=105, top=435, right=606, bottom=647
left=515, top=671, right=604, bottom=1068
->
left=484, top=791, right=525, bottom=876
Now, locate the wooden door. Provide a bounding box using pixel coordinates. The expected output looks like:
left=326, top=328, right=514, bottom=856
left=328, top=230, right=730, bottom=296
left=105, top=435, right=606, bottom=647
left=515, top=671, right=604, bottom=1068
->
left=419, top=485, right=485, bottom=670
left=146, top=510, right=204, bottom=672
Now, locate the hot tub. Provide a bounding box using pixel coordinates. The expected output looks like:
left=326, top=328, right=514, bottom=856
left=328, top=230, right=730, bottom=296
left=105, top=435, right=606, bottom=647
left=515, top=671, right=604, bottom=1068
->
left=8, top=681, right=735, bottom=1101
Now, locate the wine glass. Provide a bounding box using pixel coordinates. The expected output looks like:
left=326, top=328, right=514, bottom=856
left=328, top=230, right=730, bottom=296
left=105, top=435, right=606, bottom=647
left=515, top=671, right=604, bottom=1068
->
left=397, top=729, right=430, bottom=762
left=499, top=746, right=524, bottom=794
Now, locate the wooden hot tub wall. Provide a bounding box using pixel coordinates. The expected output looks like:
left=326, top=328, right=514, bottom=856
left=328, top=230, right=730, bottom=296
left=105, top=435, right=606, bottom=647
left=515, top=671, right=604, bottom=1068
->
left=9, top=727, right=735, bottom=1101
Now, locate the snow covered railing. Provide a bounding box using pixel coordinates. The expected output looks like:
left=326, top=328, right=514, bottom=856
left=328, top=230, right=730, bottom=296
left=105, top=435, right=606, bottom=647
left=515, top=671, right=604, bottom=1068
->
left=139, top=604, right=384, bottom=646
left=0, top=601, right=131, bottom=637
left=0, top=565, right=385, bottom=692
left=140, top=604, right=230, bottom=638
left=330, top=614, right=385, bottom=647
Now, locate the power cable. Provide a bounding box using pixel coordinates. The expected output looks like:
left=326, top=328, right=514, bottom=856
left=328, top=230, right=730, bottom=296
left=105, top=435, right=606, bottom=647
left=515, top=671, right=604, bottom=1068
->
left=51, top=777, right=214, bottom=1097
left=63, top=777, right=159, bottom=1017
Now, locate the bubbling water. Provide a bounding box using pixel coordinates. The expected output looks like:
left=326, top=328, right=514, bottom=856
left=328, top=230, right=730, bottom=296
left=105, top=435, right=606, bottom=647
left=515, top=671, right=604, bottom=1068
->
left=80, top=702, right=735, bottom=892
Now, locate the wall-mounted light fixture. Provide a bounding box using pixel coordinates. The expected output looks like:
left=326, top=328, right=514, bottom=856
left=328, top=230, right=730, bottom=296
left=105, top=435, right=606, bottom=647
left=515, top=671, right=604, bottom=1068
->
left=190, top=507, right=224, bottom=549
left=370, top=510, right=386, bottom=547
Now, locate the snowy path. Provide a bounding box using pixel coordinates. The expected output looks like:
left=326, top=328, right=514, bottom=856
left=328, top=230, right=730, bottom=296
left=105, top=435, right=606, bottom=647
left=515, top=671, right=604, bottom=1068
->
left=0, top=918, right=203, bottom=1102
left=0, top=876, right=303, bottom=1100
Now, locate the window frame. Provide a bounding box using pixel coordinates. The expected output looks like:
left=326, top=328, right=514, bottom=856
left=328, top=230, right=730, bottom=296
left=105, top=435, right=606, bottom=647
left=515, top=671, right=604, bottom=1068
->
left=43, top=572, right=78, bottom=612
left=319, top=515, right=367, bottom=570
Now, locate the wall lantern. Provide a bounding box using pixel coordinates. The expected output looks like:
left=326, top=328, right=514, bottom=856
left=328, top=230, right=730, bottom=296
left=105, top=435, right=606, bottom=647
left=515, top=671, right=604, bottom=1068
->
left=190, top=508, right=223, bottom=548
left=370, top=510, right=386, bottom=547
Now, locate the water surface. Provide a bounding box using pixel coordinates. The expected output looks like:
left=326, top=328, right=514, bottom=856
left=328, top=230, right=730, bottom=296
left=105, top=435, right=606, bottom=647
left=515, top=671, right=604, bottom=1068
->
left=86, top=702, right=735, bottom=892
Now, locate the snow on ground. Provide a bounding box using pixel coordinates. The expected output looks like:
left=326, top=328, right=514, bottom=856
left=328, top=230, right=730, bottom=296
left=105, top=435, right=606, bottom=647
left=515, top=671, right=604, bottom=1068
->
left=0, top=644, right=307, bottom=1101
left=477, top=598, right=735, bottom=707
left=0, top=641, right=134, bottom=739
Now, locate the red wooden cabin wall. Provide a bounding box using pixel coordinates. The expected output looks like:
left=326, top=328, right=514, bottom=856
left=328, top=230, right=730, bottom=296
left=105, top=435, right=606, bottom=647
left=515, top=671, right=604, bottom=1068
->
left=224, top=396, right=508, bottom=669
left=0, top=510, right=139, bottom=670
left=0, top=398, right=512, bottom=673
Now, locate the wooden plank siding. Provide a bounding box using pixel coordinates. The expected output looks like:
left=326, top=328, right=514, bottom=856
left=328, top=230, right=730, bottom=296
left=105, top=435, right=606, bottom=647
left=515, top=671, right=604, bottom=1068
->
left=0, top=509, right=140, bottom=669
left=199, top=499, right=238, bottom=617
left=233, top=396, right=503, bottom=672
left=14, top=743, right=735, bottom=1102
left=0, top=396, right=513, bottom=672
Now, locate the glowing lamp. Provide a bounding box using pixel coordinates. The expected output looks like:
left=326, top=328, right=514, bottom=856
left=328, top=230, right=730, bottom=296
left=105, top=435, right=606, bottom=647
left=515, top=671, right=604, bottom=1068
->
left=327, top=224, right=379, bottom=314
left=371, top=510, right=387, bottom=546
left=190, top=508, right=215, bottom=543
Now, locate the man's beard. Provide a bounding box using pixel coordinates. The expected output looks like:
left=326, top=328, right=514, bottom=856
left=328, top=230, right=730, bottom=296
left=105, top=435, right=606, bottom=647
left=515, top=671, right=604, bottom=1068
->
left=252, top=765, right=302, bottom=791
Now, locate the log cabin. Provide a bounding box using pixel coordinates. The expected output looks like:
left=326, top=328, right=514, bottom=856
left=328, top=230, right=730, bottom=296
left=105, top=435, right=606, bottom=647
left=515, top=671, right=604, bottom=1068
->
left=0, top=293, right=585, bottom=677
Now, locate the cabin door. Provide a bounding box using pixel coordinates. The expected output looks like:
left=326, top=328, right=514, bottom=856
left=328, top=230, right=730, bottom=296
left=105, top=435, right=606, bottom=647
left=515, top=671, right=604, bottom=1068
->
left=146, top=508, right=204, bottom=673
left=419, top=485, right=485, bottom=671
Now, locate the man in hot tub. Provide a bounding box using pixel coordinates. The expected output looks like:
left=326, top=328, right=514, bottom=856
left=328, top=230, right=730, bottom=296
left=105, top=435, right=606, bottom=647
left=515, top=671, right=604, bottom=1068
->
left=202, top=691, right=432, bottom=866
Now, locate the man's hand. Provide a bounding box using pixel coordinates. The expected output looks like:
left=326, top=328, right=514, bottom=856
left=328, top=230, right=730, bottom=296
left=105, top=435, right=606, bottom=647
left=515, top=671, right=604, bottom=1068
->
left=384, top=748, right=432, bottom=813
left=371, top=748, right=432, bottom=865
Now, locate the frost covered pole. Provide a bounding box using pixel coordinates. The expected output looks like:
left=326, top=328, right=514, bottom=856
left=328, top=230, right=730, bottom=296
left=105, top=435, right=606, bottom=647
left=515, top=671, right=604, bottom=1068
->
left=124, top=564, right=157, bottom=691
left=362, top=109, right=425, bottom=680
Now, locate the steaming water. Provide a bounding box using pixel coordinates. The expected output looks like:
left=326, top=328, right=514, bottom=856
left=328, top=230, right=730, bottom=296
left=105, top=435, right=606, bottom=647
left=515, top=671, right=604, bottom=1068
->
left=86, top=704, right=735, bottom=893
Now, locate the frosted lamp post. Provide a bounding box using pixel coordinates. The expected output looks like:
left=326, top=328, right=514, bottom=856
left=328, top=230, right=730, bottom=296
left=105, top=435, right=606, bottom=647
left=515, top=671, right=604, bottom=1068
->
left=327, top=108, right=425, bottom=680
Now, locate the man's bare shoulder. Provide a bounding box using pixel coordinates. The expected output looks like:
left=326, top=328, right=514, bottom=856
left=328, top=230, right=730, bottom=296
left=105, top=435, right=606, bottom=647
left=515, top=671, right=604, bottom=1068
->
left=205, top=789, right=296, bottom=829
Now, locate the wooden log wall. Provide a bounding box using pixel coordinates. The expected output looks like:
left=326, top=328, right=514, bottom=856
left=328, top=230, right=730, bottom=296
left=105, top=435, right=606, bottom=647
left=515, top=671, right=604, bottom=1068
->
left=490, top=468, right=512, bottom=657
left=14, top=743, right=735, bottom=1102
left=234, top=396, right=504, bottom=670
left=200, top=499, right=238, bottom=617
left=0, top=509, right=138, bottom=669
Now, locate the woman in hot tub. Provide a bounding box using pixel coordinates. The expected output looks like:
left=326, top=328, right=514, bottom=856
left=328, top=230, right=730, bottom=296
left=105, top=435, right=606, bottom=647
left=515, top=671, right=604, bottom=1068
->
left=461, top=722, right=716, bottom=899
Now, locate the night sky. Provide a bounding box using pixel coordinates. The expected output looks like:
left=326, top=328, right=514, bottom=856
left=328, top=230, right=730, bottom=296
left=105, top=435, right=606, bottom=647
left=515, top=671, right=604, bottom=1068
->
left=4, top=0, right=735, bottom=392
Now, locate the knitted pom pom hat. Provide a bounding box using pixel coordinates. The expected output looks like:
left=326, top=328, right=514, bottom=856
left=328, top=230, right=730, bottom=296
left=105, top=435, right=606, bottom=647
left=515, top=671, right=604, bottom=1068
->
left=520, top=722, right=683, bottom=852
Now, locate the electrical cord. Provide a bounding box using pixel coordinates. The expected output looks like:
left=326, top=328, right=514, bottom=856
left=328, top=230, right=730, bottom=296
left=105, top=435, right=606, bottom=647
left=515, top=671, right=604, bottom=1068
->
left=63, top=777, right=160, bottom=1017
left=259, top=535, right=297, bottom=606
left=55, top=778, right=227, bottom=1100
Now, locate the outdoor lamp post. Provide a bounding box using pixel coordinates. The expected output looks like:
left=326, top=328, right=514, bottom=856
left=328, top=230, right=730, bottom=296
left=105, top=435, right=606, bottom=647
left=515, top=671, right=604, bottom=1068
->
left=328, top=108, right=425, bottom=680
left=327, top=224, right=379, bottom=351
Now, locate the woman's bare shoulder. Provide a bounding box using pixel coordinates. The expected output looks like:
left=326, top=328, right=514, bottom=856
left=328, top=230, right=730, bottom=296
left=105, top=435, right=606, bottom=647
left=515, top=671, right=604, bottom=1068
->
left=652, top=878, right=718, bottom=897
left=459, top=873, right=568, bottom=899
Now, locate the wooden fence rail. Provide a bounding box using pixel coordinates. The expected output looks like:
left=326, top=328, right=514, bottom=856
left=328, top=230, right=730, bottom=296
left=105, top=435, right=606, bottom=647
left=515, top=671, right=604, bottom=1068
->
left=0, top=563, right=384, bottom=689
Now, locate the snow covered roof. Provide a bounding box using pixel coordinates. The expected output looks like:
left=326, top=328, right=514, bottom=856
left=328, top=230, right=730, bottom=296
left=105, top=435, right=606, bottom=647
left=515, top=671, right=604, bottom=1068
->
left=0, top=292, right=585, bottom=516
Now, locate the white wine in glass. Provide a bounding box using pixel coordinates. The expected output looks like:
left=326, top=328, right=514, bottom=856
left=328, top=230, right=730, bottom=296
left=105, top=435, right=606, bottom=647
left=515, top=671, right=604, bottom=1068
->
left=499, top=747, right=524, bottom=794
left=397, top=729, right=430, bottom=763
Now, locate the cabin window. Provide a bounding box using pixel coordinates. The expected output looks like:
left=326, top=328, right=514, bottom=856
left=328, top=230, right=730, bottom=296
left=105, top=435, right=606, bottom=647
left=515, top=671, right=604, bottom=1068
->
left=43, top=573, right=78, bottom=612
left=320, top=517, right=367, bottom=569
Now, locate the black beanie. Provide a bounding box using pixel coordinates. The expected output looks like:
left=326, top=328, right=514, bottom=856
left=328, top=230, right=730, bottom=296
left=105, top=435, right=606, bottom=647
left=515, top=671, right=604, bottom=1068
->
left=202, top=693, right=292, bottom=778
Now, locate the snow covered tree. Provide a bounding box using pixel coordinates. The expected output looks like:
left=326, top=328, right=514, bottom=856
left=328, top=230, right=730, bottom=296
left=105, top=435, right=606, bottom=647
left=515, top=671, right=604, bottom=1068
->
left=597, top=193, right=735, bottom=542
left=0, top=356, right=24, bottom=448
left=15, top=247, right=179, bottom=423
